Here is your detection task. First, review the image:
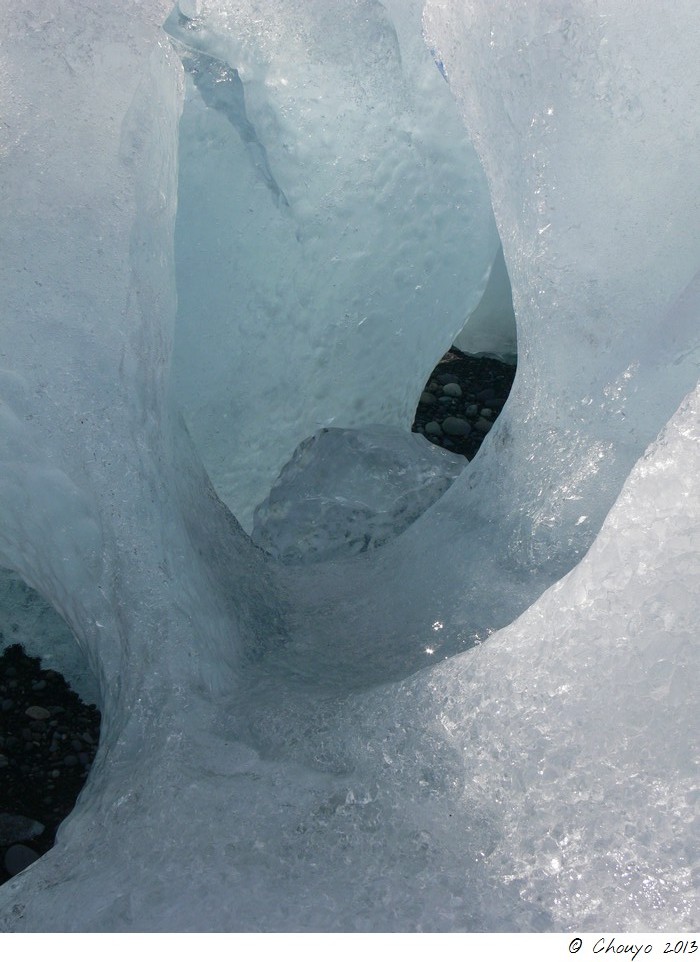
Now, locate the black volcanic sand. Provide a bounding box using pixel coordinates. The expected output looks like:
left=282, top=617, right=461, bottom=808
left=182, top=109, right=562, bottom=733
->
left=0, top=347, right=515, bottom=887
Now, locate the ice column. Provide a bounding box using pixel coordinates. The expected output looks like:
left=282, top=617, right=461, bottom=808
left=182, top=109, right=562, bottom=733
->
left=0, top=0, right=279, bottom=725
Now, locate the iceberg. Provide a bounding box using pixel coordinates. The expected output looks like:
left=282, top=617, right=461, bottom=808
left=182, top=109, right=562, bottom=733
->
left=0, top=0, right=698, bottom=932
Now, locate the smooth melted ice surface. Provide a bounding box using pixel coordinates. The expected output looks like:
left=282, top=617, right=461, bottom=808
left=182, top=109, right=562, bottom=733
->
left=0, top=0, right=698, bottom=933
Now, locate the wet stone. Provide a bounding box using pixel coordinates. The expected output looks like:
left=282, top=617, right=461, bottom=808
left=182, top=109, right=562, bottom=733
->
left=442, top=417, right=472, bottom=437
left=25, top=706, right=50, bottom=721
left=0, top=815, right=44, bottom=847
left=4, top=844, right=40, bottom=877
left=441, top=382, right=462, bottom=397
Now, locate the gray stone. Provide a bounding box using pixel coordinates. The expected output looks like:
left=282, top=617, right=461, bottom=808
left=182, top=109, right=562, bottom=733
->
left=465, top=404, right=479, bottom=417
left=4, top=844, right=40, bottom=877
left=474, top=417, right=493, bottom=433
left=0, top=814, right=44, bottom=847
left=441, top=382, right=462, bottom=397
left=25, top=706, right=50, bottom=720
left=475, top=387, right=497, bottom=401
left=480, top=408, right=494, bottom=419
left=419, top=391, right=436, bottom=405
left=424, top=421, right=442, bottom=436
left=442, top=417, right=472, bottom=437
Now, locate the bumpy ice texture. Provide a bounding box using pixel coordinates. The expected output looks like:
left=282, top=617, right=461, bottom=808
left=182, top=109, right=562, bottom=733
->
left=166, top=0, right=500, bottom=530
left=0, top=0, right=698, bottom=932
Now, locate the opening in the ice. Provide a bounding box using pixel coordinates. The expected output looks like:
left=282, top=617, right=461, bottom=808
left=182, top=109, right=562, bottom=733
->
left=0, top=568, right=101, bottom=885
left=412, top=345, right=517, bottom=461
left=412, top=242, right=517, bottom=457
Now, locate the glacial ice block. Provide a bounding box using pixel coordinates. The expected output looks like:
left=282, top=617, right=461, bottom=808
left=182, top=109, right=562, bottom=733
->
left=0, top=0, right=698, bottom=934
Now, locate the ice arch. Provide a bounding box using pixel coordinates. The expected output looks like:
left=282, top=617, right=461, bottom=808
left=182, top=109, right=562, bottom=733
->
left=0, top=0, right=698, bottom=932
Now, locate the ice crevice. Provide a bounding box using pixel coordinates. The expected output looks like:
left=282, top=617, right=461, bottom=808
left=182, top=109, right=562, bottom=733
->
left=0, top=0, right=698, bottom=932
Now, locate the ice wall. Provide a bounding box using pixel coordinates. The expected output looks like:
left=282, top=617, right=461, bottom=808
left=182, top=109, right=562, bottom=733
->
left=453, top=243, right=517, bottom=360
left=0, top=568, right=98, bottom=703
left=0, top=0, right=698, bottom=933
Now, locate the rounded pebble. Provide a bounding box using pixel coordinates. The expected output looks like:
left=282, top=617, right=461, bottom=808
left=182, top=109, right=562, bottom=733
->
left=441, top=382, right=462, bottom=397
left=4, top=844, right=40, bottom=877
left=475, top=387, right=497, bottom=401
left=442, top=417, right=472, bottom=437
left=25, top=706, right=50, bottom=720
left=0, top=814, right=44, bottom=847
left=424, top=421, right=442, bottom=436
left=419, top=391, right=436, bottom=405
